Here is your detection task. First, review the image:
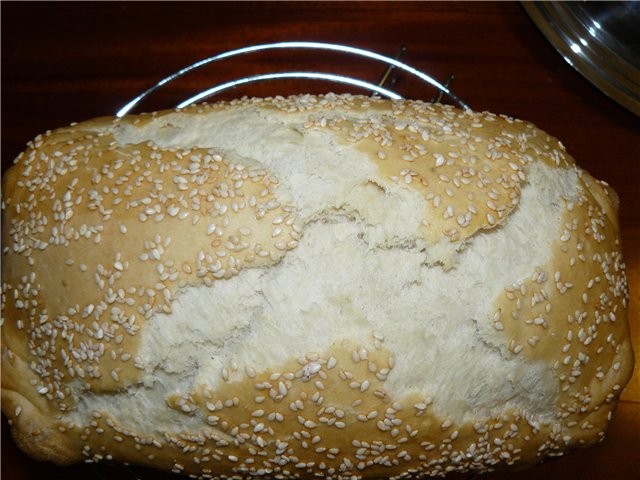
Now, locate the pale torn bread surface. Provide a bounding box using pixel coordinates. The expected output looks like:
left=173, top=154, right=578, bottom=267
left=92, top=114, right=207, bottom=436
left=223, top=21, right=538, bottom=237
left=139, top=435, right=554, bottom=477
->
left=1, top=94, right=633, bottom=479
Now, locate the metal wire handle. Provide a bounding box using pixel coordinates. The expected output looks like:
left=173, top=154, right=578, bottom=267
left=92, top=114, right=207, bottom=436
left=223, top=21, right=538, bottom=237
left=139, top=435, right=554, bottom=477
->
left=116, top=41, right=471, bottom=117
left=176, top=71, right=404, bottom=108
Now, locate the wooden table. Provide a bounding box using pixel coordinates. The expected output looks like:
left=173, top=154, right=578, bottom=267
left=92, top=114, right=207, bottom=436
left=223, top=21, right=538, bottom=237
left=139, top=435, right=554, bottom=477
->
left=2, top=2, right=638, bottom=479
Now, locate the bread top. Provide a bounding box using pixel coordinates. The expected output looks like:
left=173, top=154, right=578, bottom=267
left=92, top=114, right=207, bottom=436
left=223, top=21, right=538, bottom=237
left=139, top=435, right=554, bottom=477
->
left=1, top=94, right=633, bottom=477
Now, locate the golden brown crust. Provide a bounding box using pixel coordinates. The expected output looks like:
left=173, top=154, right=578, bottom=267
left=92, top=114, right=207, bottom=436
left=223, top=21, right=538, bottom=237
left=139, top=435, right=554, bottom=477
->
left=2, top=124, right=300, bottom=395
left=67, top=342, right=560, bottom=477
left=1, top=342, right=82, bottom=465
left=1, top=94, right=633, bottom=478
left=291, top=98, right=573, bottom=245
left=489, top=169, right=632, bottom=450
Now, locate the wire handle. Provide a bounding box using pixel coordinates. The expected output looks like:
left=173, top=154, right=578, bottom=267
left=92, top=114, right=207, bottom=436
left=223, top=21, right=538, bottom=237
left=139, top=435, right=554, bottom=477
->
left=116, top=41, right=470, bottom=117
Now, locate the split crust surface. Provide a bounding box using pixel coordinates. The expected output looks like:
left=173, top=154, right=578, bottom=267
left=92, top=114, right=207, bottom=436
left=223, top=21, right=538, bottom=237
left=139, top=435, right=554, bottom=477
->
left=1, top=94, right=633, bottom=479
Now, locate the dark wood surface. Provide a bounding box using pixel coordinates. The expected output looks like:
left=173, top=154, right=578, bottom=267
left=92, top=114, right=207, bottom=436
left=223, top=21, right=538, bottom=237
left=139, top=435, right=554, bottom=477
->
left=2, top=2, right=638, bottom=479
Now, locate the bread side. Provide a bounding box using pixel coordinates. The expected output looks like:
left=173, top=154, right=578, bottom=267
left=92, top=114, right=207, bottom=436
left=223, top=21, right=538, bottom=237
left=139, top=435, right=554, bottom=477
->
left=1, top=95, right=633, bottom=478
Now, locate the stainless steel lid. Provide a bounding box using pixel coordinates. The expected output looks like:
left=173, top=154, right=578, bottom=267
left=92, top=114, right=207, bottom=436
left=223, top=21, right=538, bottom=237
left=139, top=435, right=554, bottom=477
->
left=523, top=1, right=640, bottom=116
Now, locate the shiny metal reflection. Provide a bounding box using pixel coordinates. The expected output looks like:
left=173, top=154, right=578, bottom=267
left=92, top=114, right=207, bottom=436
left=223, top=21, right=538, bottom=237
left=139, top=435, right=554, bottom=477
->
left=523, top=1, right=640, bottom=116
left=176, top=72, right=403, bottom=108
left=117, top=42, right=470, bottom=117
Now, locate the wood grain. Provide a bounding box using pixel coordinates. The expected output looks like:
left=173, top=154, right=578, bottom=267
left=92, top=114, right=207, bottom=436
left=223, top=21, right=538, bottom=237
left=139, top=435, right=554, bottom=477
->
left=1, top=2, right=638, bottom=479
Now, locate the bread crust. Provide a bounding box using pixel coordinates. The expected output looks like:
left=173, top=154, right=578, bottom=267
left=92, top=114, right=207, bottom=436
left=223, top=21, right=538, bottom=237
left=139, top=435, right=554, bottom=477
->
left=1, top=94, right=633, bottom=478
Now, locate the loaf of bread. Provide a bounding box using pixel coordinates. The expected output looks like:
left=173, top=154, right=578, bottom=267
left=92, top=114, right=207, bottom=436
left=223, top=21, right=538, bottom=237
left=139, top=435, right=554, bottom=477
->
left=1, top=94, right=634, bottom=478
